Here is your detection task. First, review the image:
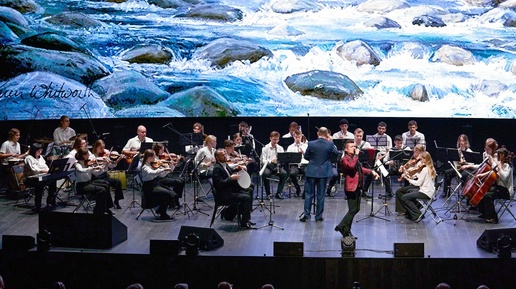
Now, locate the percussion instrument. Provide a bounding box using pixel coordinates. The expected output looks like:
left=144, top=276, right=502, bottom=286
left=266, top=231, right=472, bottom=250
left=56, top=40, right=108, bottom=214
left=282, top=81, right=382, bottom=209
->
left=237, top=170, right=251, bottom=189
left=69, top=133, right=88, bottom=142
left=34, top=137, right=54, bottom=144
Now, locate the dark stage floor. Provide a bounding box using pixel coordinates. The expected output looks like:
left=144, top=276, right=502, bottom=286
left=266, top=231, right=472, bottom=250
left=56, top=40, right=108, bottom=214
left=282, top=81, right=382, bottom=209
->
left=1, top=176, right=514, bottom=258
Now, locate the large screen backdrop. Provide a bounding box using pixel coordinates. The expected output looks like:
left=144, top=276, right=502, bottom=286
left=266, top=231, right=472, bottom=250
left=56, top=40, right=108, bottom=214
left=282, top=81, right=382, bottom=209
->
left=1, top=0, right=515, bottom=120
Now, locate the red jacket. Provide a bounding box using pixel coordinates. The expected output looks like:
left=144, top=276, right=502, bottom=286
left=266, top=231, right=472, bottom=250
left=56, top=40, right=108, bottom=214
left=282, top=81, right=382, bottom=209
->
left=341, top=153, right=373, bottom=192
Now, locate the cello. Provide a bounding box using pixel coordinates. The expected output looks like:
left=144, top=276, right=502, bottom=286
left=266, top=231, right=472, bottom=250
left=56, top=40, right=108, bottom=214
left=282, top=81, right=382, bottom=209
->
left=461, top=158, right=498, bottom=206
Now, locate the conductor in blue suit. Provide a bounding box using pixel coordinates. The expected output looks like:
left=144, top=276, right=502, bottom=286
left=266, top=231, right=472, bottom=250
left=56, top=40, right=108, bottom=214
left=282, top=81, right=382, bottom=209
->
left=300, top=127, right=339, bottom=222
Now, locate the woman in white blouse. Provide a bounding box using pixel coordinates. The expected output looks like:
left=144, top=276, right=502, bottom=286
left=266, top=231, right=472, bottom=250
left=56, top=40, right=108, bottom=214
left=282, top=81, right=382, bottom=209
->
left=24, top=143, right=57, bottom=211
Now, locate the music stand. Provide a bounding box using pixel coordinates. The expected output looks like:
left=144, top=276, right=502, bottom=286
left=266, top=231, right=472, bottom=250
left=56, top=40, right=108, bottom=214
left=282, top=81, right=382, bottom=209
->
left=462, top=151, right=482, bottom=164
left=180, top=133, right=203, bottom=147
left=405, top=136, right=421, bottom=149
left=357, top=135, right=389, bottom=223
left=139, top=142, right=154, bottom=154
left=280, top=137, right=294, bottom=149
left=190, top=155, right=210, bottom=216
left=332, top=139, right=346, bottom=151
left=256, top=156, right=286, bottom=231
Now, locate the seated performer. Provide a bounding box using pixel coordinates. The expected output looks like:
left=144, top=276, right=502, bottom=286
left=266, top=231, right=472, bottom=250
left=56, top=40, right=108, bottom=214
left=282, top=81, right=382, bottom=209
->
left=152, top=143, right=185, bottom=209
left=394, top=144, right=425, bottom=215
left=238, top=121, right=255, bottom=149
left=477, top=147, right=513, bottom=224
left=282, top=121, right=301, bottom=139
left=53, top=115, right=76, bottom=145
left=74, top=148, right=114, bottom=215
left=0, top=128, right=29, bottom=166
left=402, top=120, right=426, bottom=149
left=335, top=140, right=379, bottom=238
left=378, top=134, right=408, bottom=199
left=184, top=122, right=204, bottom=155
left=24, top=143, right=58, bottom=211
left=441, top=134, right=473, bottom=198
left=141, top=149, right=177, bottom=220
left=261, top=131, right=288, bottom=199
left=286, top=130, right=308, bottom=197
left=91, top=140, right=125, bottom=209
left=122, top=125, right=153, bottom=164
left=66, top=137, right=92, bottom=163
left=397, top=151, right=436, bottom=221
left=212, top=148, right=255, bottom=229
left=332, top=118, right=354, bottom=140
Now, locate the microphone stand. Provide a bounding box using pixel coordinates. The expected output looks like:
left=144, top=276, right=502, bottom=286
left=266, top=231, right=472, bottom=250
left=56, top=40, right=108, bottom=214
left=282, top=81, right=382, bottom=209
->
left=190, top=155, right=210, bottom=216
left=80, top=105, right=101, bottom=142
left=25, top=107, right=40, bottom=144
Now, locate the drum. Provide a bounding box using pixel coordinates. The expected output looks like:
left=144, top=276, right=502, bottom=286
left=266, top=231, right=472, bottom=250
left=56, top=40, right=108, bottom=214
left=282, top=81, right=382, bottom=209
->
left=108, top=170, right=127, bottom=189
left=237, top=170, right=251, bottom=189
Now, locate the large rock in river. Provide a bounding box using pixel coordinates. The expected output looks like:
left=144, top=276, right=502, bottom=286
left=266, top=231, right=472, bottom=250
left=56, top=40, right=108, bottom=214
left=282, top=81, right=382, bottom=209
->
left=336, top=40, right=381, bottom=66
left=45, top=12, right=103, bottom=29
left=364, top=16, right=401, bottom=29
left=163, top=85, right=240, bottom=117
left=119, top=44, right=175, bottom=64
left=431, top=45, right=475, bottom=66
left=91, top=70, right=170, bottom=109
left=267, top=0, right=321, bottom=13
left=193, top=38, right=273, bottom=68
left=0, top=6, right=29, bottom=27
left=0, top=20, right=19, bottom=44
left=0, top=0, right=41, bottom=13
left=0, top=71, right=113, bottom=120
left=21, top=32, right=92, bottom=55
left=284, top=70, right=363, bottom=100
left=357, top=0, right=410, bottom=13
left=179, top=5, right=243, bottom=22
left=0, top=44, right=110, bottom=84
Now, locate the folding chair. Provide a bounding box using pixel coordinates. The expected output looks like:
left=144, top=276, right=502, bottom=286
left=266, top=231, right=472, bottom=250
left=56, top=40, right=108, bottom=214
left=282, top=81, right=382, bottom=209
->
left=416, top=180, right=443, bottom=224
left=135, top=175, right=159, bottom=220
left=495, top=197, right=516, bottom=221
left=72, top=174, right=96, bottom=213
left=10, top=165, right=34, bottom=207
left=210, top=187, right=241, bottom=227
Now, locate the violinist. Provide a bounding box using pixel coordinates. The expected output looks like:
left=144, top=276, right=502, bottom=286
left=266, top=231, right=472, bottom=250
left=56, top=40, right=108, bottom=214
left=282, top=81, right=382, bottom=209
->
left=397, top=151, right=436, bottom=221
left=152, top=143, right=185, bottom=209
left=141, top=149, right=177, bottom=220
left=92, top=140, right=124, bottom=209
left=394, top=144, right=425, bottom=215
left=286, top=130, right=309, bottom=197
left=440, top=134, right=473, bottom=198
left=65, top=137, right=92, bottom=163
left=477, top=147, right=513, bottom=224
left=194, top=135, right=217, bottom=178
left=74, top=148, right=114, bottom=215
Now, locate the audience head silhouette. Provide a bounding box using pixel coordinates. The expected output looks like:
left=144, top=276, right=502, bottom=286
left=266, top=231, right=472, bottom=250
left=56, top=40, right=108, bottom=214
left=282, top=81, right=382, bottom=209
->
left=435, top=283, right=450, bottom=289
left=126, top=283, right=144, bottom=289
left=217, top=281, right=232, bottom=289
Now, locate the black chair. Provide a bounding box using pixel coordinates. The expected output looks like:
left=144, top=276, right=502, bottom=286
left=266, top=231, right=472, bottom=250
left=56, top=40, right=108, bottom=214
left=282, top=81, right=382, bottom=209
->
left=72, top=174, right=96, bottom=214
left=210, top=187, right=241, bottom=227
left=10, top=165, right=34, bottom=207
left=135, top=175, right=159, bottom=220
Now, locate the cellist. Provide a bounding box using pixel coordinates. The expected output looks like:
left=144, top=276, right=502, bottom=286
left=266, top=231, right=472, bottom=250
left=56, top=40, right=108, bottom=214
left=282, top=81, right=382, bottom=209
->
left=476, top=147, right=513, bottom=224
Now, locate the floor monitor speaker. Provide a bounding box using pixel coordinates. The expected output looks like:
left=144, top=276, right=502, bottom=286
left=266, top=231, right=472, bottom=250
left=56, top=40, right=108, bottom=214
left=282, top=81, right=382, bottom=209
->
left=477, top=228, right=516, bottom=252
left=38, top=211, right=128, bottom=249
left=2, top=235, right=35, bottom=251
left=394, top=243, right=424, bottom=258
left=177, top=226, right=223, bottom=251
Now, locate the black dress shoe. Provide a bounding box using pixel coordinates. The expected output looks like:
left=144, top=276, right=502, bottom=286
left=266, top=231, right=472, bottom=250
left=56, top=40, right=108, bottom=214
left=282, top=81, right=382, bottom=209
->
left=248, top=221, right=256, bottom=225
left=160, top=214, right=172, bottom=220
left=114, top=200, right=121, bottom=209
left=362, top=192, right=372, bottom=199
left=240, top=222, right=256, bottom=229
left=315, top=217, right=324, bottom=222
left=275, top=193, right=284, bottom=199
left=485, top=218, right=498, bottom=224
left=299, top=216, right=308, bottom=222
left=105, top=209, right=114, bottom=215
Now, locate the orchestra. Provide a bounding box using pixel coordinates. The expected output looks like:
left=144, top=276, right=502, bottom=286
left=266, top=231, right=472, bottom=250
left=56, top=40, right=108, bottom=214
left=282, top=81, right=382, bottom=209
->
left=1, top=117, right=514, bottom=234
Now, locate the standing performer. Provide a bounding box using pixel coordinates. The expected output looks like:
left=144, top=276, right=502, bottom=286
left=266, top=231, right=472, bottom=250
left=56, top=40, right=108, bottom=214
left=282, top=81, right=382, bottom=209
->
left=141, top=149, right=177, bottom=220
left=477, top=147, right=513, bottom=224
left=397, top=151, right=436, bottom=221
left=286, top=130, right=308, bottom=197
left=261, top=131, right=288, bottom=199
left=335, top=140, right=379, bottom=237
left=282, top=122, right=301, bottom=139
left=300, top=127, right=339, bottom=222
left=212, top=149, right=255, bottom=229
left=53, top=115, right=76, bottom=145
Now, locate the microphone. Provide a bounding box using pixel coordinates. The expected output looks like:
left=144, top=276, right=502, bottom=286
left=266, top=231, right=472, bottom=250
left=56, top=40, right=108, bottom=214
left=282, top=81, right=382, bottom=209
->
left=162, top=122, right=172, bottom=128
left=79, top=102, right=87, bottom=111
left=102, top=132, right=110, bottom=136
left=315, top=126, right=319, bottom=130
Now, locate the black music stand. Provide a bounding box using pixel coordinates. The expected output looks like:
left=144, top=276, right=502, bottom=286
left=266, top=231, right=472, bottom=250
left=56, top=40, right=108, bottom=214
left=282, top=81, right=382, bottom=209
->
left=405, top=136, right=421, bottom=149
left=173, top=158, right=195, bottom=218
left=280, top=137, right=294, bottom=149
left=332, top=139, right=346, bottom=151
left=256, top=156, right=285, bottom=231
left=278, top=152, right=303, bottom=198
left=358, top=135, right=389, bottom=222
left=190, top=155, right=211, bottom=216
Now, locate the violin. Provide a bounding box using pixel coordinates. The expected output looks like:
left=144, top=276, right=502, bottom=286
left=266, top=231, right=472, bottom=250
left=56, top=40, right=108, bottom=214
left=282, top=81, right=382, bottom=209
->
left=85, top=158, right=106, bottom=168
left=403, top=163, right=426, bottom=180
left=398, top=156, right=420, bottom=181
left=150, top=160, right=170, bottom=170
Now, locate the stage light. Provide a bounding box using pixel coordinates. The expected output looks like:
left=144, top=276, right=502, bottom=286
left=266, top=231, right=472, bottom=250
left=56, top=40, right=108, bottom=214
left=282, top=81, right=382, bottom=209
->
left=185, top=233, right=200, bottom=256
left=341, top=235, right=355, bottom=257
left=37, top=230, right=52, bottom=252
left=496, top=234, right=512, bottom=258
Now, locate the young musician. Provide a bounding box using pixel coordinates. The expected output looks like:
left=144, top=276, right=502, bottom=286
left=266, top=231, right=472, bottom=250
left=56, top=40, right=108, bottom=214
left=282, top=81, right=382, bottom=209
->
left=24, top=143, right=58, bottom=211
left=394, top=144, right=425, bottom=214
left=286, top=130, right=308, bottom=197
left=0, top=128, right=29, bottom=165
left=152, top=143, right=185, bottom=209
left=332, top=118, right=354, bottom=140
left=401, top=120, right=426, bottom=149
left=141, top=149, right=176, bottom=220
left=398, top=151, right=436, bottom=221
left=238, top=121, right=255, bottom=149
left=335, top=140, right=379, bottom=238
left=441, top=134, right=473, bottom=198
left=66, top=137, right=92, bottom=163
left=282, top=122, right=301, bottom=139
left=477, top=147, right=513, bottom=224
left=92, top=140, right=124, bottom=209
left=194, top=134, right=217, bottom=178
left=74, top=148, right=114, bottom=215
left=53, top=115, right=76, bottom=145
left=380, top=135, right=409, bottom=199
left=212, top=149, right=255, bottom=229
left=261, top=131, right=288, bottom=199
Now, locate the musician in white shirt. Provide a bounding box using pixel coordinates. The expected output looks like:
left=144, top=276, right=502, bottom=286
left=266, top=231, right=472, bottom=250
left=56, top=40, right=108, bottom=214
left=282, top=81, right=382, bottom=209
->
left=0, top=128, right=28, bottom=165
left=261, top=131, right=288, bottom=199
left=282, top=121, right=301, bottom=139
left=24, top=143, right=57, bottom=211
left=194, top=135, right=217, bottom=177
left=332, top=118, right=354, bottom=140
left=401, top=120, right=426, bottom=149
left=286, top=130, right=308, bottom=197
left=53, top=115, right=76, bottom=145
left=122, top=125, right=153, bottom=161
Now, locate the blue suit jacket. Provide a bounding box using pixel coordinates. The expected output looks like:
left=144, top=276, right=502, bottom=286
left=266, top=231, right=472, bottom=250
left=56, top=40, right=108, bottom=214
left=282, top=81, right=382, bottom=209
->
left=304, top=138, right=339, bottom=178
